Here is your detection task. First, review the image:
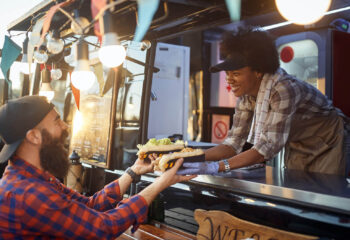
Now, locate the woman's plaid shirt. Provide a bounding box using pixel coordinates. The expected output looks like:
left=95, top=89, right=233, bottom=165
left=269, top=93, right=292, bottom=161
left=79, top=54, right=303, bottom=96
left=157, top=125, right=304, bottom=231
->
left=0, top=157, right=148, bottom=239
left=223, top=69, right=335, bottom=159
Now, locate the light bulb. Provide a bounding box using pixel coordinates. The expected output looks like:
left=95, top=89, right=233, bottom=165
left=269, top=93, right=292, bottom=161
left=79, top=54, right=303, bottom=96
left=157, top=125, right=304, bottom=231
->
left=33, top=49, right=48, bottom=64
left=71, top=70, right=96, bottom=91
left=71, top=17, right=90, bottom=35
left=20, top=53, right=35, bottom=74
left=47, top=32, right=64, bottom=54
left=39, top=90, right=55, bottom=101
left=64, top=43, right=76, bottom=66
left=20, top=36, right=32, bottom=74
left=39, top=82, right=55, bottom=101
left=51, top=68, right=62, bottom=80
left=64, top=54, right=75, bottom=66
left=99, top=45, right=126, bottom=68
left=20, top=63, right=35, bottom=75
left=99, top=32, right=126, bottom=68
left=275, top=0, right=331, bottom=25
left=72, top=40, right=96, bottom=91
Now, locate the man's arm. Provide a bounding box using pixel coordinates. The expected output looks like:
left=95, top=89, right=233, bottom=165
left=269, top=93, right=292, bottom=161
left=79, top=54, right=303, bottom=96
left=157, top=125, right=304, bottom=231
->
left=118, top=157, right=154, bottom=196
left=63, top=157, right=154, bottom=211
left=21, top=159, right=196, bottom=239
left=138, top=159, right=195, bottom=205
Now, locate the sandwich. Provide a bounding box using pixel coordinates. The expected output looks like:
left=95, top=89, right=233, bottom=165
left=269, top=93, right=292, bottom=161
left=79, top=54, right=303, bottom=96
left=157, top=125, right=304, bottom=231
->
left=137, top=138, right=185, bottom=162
left=155, top=147, right=205, bottom=172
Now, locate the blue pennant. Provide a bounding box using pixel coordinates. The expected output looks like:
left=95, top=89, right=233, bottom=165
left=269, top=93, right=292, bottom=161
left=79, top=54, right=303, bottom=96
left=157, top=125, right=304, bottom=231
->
left=0, top=36, right=21, bottom=84
left=133, top=0, right=160, bottom=42
left=225, top=0, right=241, bottom=22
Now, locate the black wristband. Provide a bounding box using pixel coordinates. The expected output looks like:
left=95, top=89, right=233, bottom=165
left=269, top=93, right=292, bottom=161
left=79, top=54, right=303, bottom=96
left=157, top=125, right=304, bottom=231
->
left=126, top=167, right=141, bottom=183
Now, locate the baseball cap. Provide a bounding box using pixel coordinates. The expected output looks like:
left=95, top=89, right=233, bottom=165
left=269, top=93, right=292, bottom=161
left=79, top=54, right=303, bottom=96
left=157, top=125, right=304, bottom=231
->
left=209, top=53, right=249, bottom=73
left=0, top=96, right=54, bottom=163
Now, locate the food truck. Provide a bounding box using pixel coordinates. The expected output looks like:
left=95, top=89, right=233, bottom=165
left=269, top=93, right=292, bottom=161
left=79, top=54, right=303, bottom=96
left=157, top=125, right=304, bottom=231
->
left=1, top=0, right=350, bottom=238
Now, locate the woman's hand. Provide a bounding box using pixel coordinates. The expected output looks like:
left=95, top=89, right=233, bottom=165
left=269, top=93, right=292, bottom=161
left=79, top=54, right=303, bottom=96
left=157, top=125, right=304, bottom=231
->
left=176, top=161, right=219, bottom=175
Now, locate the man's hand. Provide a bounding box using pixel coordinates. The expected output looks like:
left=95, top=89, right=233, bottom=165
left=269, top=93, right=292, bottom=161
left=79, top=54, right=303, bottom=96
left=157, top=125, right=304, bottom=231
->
left=139, top=158, right=197, bottom=205
left=131, top=157, right=154, bottom=175
left=158, top=158, right=197, bottom=187
left=176, top=161, right=219, bottom=175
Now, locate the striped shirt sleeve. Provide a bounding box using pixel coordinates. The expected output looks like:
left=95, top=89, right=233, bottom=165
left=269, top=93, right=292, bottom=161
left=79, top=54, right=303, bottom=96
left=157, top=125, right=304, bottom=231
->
left=20, top=182, right=148, bottom=239
left=223, top=96, right=254, bottom=153
left=62, top=180, right=123, bottom=211
left=253, top=80, right=300, bottom=159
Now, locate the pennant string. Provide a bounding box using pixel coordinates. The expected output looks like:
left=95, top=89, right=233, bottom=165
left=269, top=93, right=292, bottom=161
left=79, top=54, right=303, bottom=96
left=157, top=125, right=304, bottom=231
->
left=38, top=0, right=74, bottom=47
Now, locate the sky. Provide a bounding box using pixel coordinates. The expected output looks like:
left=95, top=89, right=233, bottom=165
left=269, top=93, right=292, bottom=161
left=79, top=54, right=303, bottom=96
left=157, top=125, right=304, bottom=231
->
left=0, top=0, right=43, bottom=46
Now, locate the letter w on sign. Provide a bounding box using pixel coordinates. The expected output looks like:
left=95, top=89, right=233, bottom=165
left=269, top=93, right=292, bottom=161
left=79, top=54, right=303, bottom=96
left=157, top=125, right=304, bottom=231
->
left=194, top=209, right=317, bottom=240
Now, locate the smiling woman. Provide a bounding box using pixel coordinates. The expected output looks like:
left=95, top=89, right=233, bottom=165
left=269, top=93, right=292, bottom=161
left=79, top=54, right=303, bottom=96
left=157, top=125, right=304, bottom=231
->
left=225, top=67, right=263, bottom=98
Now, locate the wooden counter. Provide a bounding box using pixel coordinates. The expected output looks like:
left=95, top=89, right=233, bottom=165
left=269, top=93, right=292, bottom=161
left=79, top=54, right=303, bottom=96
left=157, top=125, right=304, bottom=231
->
left=117, top=221, right=196, bottom=240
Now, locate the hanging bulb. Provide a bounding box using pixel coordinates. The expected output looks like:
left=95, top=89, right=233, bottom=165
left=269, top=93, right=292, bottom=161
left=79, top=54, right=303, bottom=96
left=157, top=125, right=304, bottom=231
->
left=39, top=68, right=55, bottom=101
left=64, top=54, right=75, bottom=66
left=71, top=40, right=96, bottom=91
left=128, top=95, right=135, bottom=109
left=51, top=68, right=62, bottom=80
left=275, top=0, right=331, bottom=25
left=33, top=45, right=48, bottom=64
left=46, top=30, right=64, bottom=54
left=64, top=44, right=76, bottom=66
left=98, top=10, right=126, bottom=68
left=99, top=33, right=126, bottom=68
left=71, top=9, right=90, bottom=35
left=40, top=83, right=55, bottom=101
left=20, top=34, right=34, bottom=74
left=71, top=17, right=90, bottom=34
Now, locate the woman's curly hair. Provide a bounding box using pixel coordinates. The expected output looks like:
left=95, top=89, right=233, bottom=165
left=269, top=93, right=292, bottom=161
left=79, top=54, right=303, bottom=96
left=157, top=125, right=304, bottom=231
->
left=220, top=26, right=280, bottom=74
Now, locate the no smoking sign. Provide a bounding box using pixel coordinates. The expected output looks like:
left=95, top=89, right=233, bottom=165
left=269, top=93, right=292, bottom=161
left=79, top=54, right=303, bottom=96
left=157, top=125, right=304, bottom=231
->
left=211, top=115, right=230, bottom=143
left=214, top=121, right=227, bottom=139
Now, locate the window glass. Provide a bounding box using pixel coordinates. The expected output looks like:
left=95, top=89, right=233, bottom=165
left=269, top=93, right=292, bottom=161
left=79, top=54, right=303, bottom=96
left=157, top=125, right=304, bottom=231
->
left=278, top=39, right=324, bottom=94
left=210, top=41, right=237, bottom=108
left=114, top=41, right=148, bottom=170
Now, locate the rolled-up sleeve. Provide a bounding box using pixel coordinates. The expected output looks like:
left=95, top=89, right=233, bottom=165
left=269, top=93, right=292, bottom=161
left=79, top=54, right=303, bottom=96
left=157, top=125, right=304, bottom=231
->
left=20, top=182, right=148, bottom=239
left=223, top=96, right=254, bottom=153
left=62, top=179, right=123, bottom=211
left=253, top=81, right=300, bottom=159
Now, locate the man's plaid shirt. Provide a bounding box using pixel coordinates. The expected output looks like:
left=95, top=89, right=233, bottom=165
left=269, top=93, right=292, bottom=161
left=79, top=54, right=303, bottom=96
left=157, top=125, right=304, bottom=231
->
left=223, top=69, right=335, bottom=159
left=0, top=157, right=148, bottom=239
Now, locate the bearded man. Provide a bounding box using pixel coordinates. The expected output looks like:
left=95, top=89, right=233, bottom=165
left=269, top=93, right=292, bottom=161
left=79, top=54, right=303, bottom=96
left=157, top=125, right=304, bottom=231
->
left=0, top=96, right=195, bottom=238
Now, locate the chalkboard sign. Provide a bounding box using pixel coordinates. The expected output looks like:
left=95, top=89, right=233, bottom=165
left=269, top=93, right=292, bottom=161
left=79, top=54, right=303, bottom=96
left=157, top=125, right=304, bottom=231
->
left=68, top=69, right=119, bottom=169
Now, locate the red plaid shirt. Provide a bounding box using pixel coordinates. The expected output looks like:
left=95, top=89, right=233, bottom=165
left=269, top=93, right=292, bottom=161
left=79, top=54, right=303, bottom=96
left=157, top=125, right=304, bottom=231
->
left=0, top=157, right=148, bottom=239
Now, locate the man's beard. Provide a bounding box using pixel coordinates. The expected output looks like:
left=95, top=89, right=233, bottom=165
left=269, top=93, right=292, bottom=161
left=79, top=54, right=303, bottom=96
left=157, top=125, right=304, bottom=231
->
left=39, top=128, right=70, bottom=179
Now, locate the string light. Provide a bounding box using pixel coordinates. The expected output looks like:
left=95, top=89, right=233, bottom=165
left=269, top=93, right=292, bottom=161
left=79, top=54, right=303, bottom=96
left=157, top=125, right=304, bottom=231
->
left=33, top=45, right=48, bottom=64
left=39, top=68, right=55, bottom=101
left=98, top=10, right=126, bottom=68
left=71, top=40, right=96, bottom=91
left=20, top=34, right=35, bottom=74
left=46, top=30, right=64, bottom=54
left=275, top=0, right=332, bottom=25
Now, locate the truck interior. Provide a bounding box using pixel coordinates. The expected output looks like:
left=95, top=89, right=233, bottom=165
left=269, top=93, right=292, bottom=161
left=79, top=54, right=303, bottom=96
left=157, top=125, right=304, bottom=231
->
left=2, top=0, right=350, bottom=238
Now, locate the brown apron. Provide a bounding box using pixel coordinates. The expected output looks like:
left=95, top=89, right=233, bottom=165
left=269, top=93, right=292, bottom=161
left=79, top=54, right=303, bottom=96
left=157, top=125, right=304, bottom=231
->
left=284, top=110, right=345, bottom=175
